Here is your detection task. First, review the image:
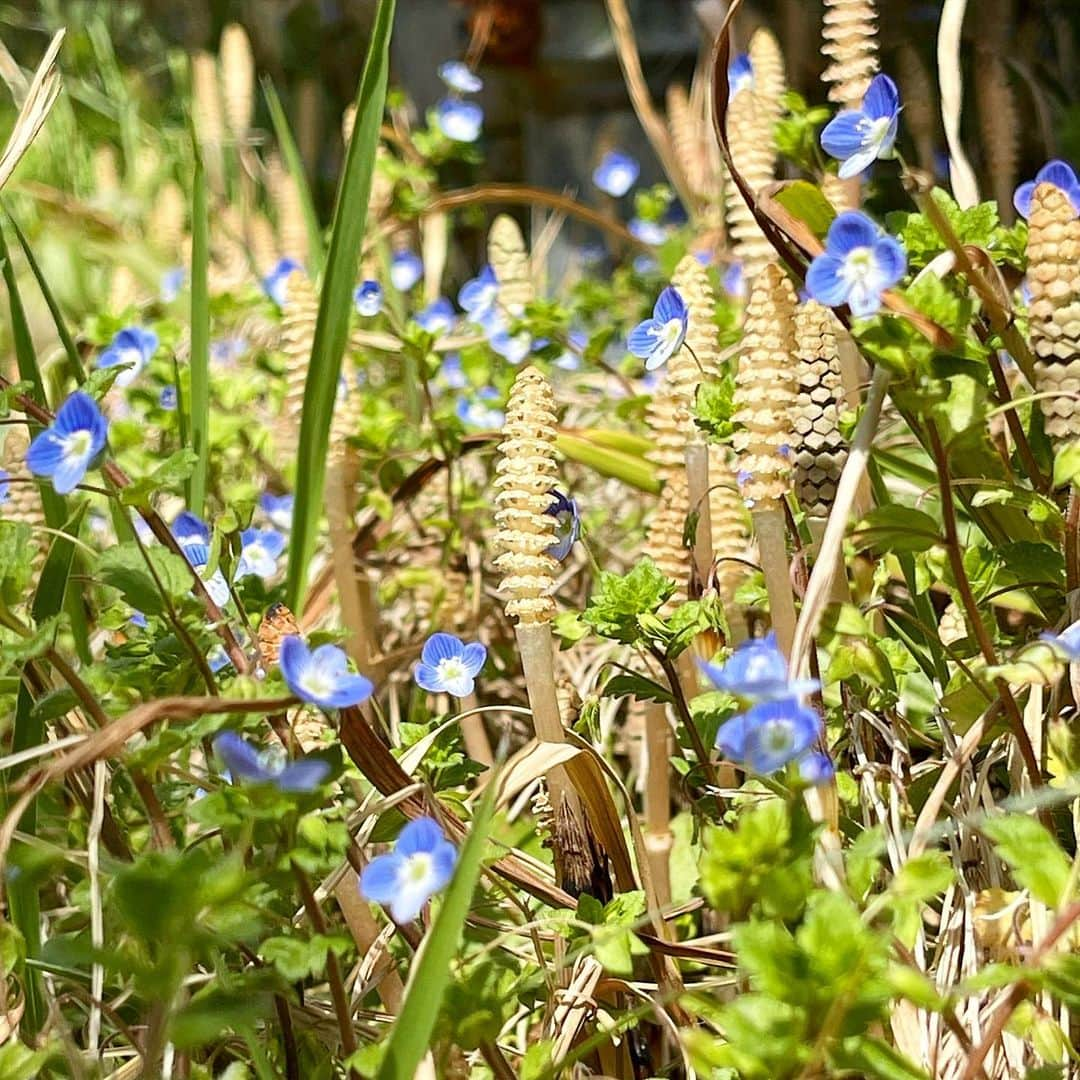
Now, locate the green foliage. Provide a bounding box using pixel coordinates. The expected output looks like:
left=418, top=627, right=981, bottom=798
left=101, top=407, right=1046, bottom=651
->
left=982, top=816, right=1073, bottom=908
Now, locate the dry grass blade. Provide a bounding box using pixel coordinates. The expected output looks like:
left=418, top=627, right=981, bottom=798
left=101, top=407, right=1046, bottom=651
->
left=937, top=0, right=979, bottom=208
left=0, top=29, right=64, bottom=193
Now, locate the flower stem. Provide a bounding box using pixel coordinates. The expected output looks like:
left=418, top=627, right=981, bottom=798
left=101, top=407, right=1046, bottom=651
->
left=751, top=502, right=798, bottom=657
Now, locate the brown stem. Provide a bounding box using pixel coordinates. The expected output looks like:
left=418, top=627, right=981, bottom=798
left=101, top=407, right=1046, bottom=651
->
left=654, top=650, right=717, bottom=791
left=292, top=861, right=358, bottom=1062
left=926, top=421, right=1042, bottom=792
left=479, top=1040, right=517, bottom=1080
left=985, top=345, right=1049, bottom=494
left=1066, top=487, right=1080, bottom=594
left=273, top=994, right=301, bottom=1080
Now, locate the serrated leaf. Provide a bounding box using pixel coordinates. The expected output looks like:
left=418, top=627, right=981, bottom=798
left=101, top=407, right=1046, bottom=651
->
left=982, top=815, right=1072, bottom=908
left=97, top=543, right=192, bottom=614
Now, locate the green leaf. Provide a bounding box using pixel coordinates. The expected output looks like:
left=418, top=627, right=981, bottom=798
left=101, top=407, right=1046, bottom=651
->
left=556, top=433, right=660, bottom=494
left=602, top=672, right=674, bottom=704
left=852, top=506, right=941, bottom=555
left=187, top=151, right=210, bottom=516
left=831, top=1036, right=931, bottom=1080
left=0, top=1042, right=58, bottom=1080
left=890, top=851, right=953, bottom=904
left=0, top=520, right=33, bottom=603
left=581, top=557, right=676, bottom=644
left=120, top=449, right=199, bottom=505
left=287, top=0, right=396, bottom=613
left=377, top=786, right=494, bottom=1080
left=97, top=542, right=192, bottom=614
left=261, top=933, right=351, bottom=983
left=1053, top=441, right=1080, bottom=489
left=982, top=815, right=1072, bottom=908
left=773, top=179, right=837, bottom=238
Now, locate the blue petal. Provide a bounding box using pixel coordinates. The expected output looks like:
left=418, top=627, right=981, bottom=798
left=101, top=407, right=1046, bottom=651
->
left=593, top=151, right=640, bottom=197
left=279, top=634, right=308, bottom=688
left=396, top=816, right=445, bottom=857
left=55, top=391, right=107, bottom=446
left=438, top=60, right=483, bottom=94
left=627, top=319, right=660, bottom=359
left=428, top=839, right=458, bottom=892
left=1036, top=159, right=1080, bottom=193
left=25, top=431, right=65, bottom=478
left=837, top=144, right=880, bottom=180
left=359, top=852, right=404, bottom=904
left=214, top=731, right=271, bottom=782
left=460, top=642, right=487, bottom=677
left=743, top=698, right=822, bottom=775
left=275, top=758, right=331, bottom=792
left=715, top=713, right=749, bottom=761
left=414, top=662, right=445, bottom=693
left=653, top=286, right=687, bottom=324
left=1013, top=180, right=1036, bottom=219
left=798, top=752, right=835, bottom=784
left=421, top=632, right=464, bottom=666
left=322, top=673, right=374, bottom=709
left=437, top=98, right=483, bottom=142
left=870, top=235, right=907, bottom=288
left=805, top=254, right=851, bottom=308
left=52, top=453, right=91, bottom=495
left=820, top=111, right=868, bottom=161
left=826, top=211, right=880, bottom=256
left=862, top=73, right=900, bottom=121
left=173, top=511, right=210, bottom=545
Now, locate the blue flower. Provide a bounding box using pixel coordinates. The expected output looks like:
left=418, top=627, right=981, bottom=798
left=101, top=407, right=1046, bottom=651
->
left=1013, top=160, right=1080, bottom=220
left=211, top=337, right=248, bottom=366
left=97, top=326, right=159, bottom=389
left=438, top=60, right=482, bottom=94
left=806, top=211, right=906, bottom=317
left=490, top=325, right=533, bottom=365
left=728, top=52, right=754, bottom=96
left=159, top=385, right=177, bottom=410
left=213, top=731, right=330, bottom=792
left=414, top=632, right=487, bottom=697
left=354, top=280, right=383, bottom=317
left=440, top=352, right=468, bottom=390
left=627, top=286, right=688, bottom=371
left=821, top=73, right=901, bottom=179
left=25, top=391, right=108, bottom=495
left=437, top=98, right=483, bottom=143
left=358, top=817, right=457, bottom=923
left=593, top=151, right=640, bottom=197
left=629, top=218, right=669, bottom=246
left=456, top=395, right=504, bottom=430
left=236, top=527, right=286, bottom=581
left=0, top=469, right=7, bottom=505
left=1040, top=619, right=1080, bottom=661
left=390, top=250, right=423, bottom=292
left=459, top=265, right=500, bottom=326
left=555, top=331, right=586, bottom=372
left=722, top=262, right=745, bottom=300
left=415, top=297, right=456, bottom=335
left=699, top=631, right=818, bottom=701
left=280, top=634, right=374, bottom=709
left=160, top=267, right=185, bottom=302
left=259, top=492, right=294, bottom=531
left=172, top=510, right=210, bottom=548
left=208, top=645, right=232, bottom=674
left=546, top=490, right=580, bottom=560
left=798, top=751, right=835, bottom=785
left=716, top=697, right=822, bottom=775
left=130, top=610, right=147, bottom=629
left=263, top=257, right=302, bottom=306
left=181, top=543, right=231, bottom=607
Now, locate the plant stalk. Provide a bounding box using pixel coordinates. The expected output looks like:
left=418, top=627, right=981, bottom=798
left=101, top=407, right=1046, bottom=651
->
left=751, top=502, right=798, bottom=656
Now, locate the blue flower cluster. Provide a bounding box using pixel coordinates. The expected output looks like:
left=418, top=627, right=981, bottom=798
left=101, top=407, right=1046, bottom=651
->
left=701, top=632, right=832, bottom=780
left=437, top=58, right=484, bottom=143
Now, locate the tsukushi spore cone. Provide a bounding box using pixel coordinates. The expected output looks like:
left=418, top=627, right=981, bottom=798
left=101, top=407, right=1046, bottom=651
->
left=278, top=271, right=318, bottom=461
left=725, top=87, right=776, bottom=283
left=219, top=23, right=255, bottom=142
left=493, top=367, right=610, bottom=899
left=488, top=214, right=534, bottom=317
left=748, top=27, right=787, bottom=143
left=821, top=0, right=879, bottom=110
left=1027, top=183, right=1080, bottom=447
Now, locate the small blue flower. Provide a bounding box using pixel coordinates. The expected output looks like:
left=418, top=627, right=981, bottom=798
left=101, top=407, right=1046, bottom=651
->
left=728, top=53, right=754, bottom=96
left=546, top=490, right=580, bottom=561
left=440, top=352, right=468, bottom=390
left=699, top=632, right=819, bottom=701
left=159, top=385, right=177, bottom=410
left=806, top=211, right=906, bottom=317
left=160, top=267, right=185, bottom=302
left=0, top=469, right=7, bottom=504
left=490, top=325, right=533, bottom=365
left=260, top=492, right=294, bottom=530
left=172, top=510, right=210, bottom=548
left=208, top=645, right=232, bottom=674
left=280, top=634, right=374, bottom=710
left=213, top=731, right=330, bottom=792
left=629, top=218, right=669, bottom=246
left=459, top=265, right=500, bottom=326
left=798, top=751, right=835, bottom=785
left=821, top=73, right=901, bottom=180
left=1040, top=619, right=1080, bottom=661
left=25, top=391, right=108, bottom=495
left=354, top=280, right=383, bottom=317
left=182, top=543, right=231, bottom=607
left=627, top=286, right=688, bottom=371
left=415, top=297, right=456, bottom=335
left=593, top=151, right=640, bottom=197
left=437, top=98, right=483, bottom=143
left=263, top=257, right=303, bottom=306
left=236, top=527, right=286, bottom=581
left=438, top=60, right=483, bottom=94
left=359, top=816, right=457, bottom=923
left=211, top=337, right=248, bottom=366
left=716, top=697, right=822, bottom=775
left=130, top=610, right=147, bottom=629
left=97, top=326, right=159, bottom=389
left=1013, top=160, right=1080, bottom=220
left=390, top=250, right=423, bottom=292
left=414, top=632, right=487, bottom=697
left=722, top=262, right=745, bottom=300
left=456, top=395, right=504, bottom=429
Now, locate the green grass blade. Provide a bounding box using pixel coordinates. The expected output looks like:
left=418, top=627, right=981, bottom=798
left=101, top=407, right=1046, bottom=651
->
left=285, top=0, right=396, bottom=613
left=6, top=210, right=84, bottom=384
left=187, top=151, right=210, bottom=516
left=557, top=433, right=661, bottom=494
left=376, top=788, right=495, bottom=1080
left=262, top=80, right=325, bottom=276
left=0, top=221, right=47, bottom=405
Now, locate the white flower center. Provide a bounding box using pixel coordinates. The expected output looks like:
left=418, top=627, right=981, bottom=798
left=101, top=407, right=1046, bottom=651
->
left=762, top=722, right=794, bottom=754
left=436, top=658, right=468, bottom=685
left=403, top=853, right=433, bottom=885
left=859, top=114, right=893, bottom=150
left=657, top=318, right=683, bottom=351
left=840, top=246, right=876, bottom=286
left=62, top=429, right=93, bottom=464
left=299, top=667, right=335, bottom=701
